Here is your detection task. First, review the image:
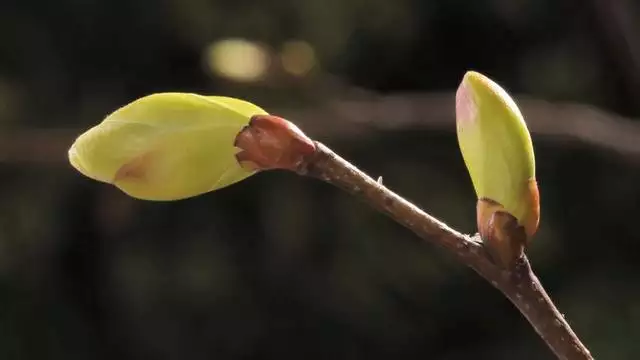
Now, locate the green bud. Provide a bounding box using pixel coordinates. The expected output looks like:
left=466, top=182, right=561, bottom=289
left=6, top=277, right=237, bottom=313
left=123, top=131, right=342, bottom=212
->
left=68, top=93, right=267, bottom=201
left=456, top=71, right=540, bottom=267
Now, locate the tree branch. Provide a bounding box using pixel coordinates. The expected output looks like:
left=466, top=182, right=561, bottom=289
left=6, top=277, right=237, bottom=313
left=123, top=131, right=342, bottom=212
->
left=296, top=141, right=593, bottom=360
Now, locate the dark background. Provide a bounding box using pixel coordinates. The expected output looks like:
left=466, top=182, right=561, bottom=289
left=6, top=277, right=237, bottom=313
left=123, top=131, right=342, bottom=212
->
left=1, top=0, right=639, bottom=359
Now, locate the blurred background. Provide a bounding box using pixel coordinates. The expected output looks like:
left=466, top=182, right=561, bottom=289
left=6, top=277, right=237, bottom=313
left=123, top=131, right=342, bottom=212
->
left=1, top=0, right=640, bottom=359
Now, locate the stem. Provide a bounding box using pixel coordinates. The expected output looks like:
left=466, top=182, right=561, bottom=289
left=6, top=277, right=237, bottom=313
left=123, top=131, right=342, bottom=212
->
left=296, top=142, right=593, bottom=360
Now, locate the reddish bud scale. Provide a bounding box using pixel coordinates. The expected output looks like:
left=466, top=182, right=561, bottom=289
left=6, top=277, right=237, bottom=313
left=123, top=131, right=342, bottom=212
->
left=234, top=115, right=316, bottom=171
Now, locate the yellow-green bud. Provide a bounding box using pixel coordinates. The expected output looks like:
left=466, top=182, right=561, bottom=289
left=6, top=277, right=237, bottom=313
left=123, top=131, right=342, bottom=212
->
left=68, top=93, right=267, bottom=201
left=456, top=71, right=540, bottom=268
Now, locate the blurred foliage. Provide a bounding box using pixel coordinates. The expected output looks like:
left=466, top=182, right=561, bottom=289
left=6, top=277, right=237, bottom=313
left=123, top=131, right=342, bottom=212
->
left=0, top=0, right=639, bottom=359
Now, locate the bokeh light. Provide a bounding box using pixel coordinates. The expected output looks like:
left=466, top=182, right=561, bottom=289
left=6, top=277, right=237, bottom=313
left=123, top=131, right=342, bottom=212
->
left=204, top=38, right=270, bottom=82
left=280, top=40, right=316, bottom=77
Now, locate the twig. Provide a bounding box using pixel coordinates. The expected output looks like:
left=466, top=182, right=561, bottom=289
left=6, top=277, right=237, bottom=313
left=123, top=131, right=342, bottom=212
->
left=295, top=142, right=593, bottom=360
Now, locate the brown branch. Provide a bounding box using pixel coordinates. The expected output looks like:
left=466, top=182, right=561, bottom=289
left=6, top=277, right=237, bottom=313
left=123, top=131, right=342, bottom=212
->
left=295, top=142, right=593, bottom=360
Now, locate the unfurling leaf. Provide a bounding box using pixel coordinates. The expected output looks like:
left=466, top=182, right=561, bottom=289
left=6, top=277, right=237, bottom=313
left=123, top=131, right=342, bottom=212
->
left=456, top=71, right=540, bottom=268
left=68, top=93, right=267, bottom=201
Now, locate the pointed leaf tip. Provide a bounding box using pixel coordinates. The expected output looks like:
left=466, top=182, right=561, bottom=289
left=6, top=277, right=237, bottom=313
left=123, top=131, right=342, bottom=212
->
left=455, top=75, right=477, bottom=127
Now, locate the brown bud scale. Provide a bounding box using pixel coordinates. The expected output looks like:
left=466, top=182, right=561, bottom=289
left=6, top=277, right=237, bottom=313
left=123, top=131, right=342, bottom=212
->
left=234, top=115, right=316, bottom=171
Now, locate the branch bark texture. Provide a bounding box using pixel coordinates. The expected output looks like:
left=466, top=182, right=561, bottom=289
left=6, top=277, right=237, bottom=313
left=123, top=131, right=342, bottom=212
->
left=296, top=142, right=593, bottom=360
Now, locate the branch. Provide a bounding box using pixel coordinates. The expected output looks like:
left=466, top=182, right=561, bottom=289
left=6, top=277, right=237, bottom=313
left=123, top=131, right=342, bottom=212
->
left=295, top=142, right=593, bottom=360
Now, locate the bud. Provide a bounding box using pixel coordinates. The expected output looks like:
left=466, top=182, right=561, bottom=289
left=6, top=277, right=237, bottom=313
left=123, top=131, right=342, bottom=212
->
left=68, top=93, right=268, bottom=201
left=455, top=71, right=540, bottom=268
